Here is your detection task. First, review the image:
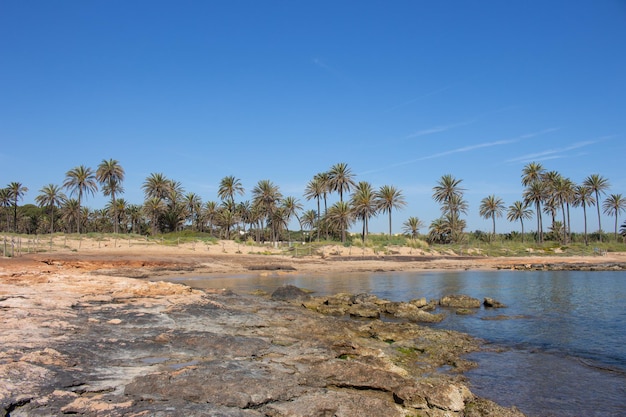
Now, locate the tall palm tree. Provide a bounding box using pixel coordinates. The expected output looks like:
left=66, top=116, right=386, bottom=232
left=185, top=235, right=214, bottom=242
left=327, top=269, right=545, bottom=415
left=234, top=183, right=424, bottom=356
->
left=304, top=175, right=326, bottom=241
left=376, top=185, right=406, bottom=237
left=521, top=162, right=546, bottom=187
left=350, top=181, right=377, bottom=241
left=96, top=159, right=125, bottom=234
left=603, top=194, right=626, bottom=241
left=479, top=195, right=505, bottom=238
left=282, top=196, right=303, bottom=240
left=184, top=192, right=202, bottom=231
left=584, top=174, right=610, bottom=240
left=506, top=201, right=533, bottom=242
left=202, top=201, right=219, bottom=235
left=328, top=162, right=356, bottom=203
left=432, top=174, right=464, bottom=211
left=252, top=180, right=282, bottom=242
left=523, top=181, right=546, bottom=243
left=63, top=165, right=98, bottom=234
left=326, top=201, right=353, bottom=242
left=521, top=162, right=546, bottom=243
left=402, top=216, right=424, bottom=239
left=142, top=173, right=170, bottom=201
left=218, top=175, right=244, bottom=205
left=573, top=185, right=595, bottom=246
left=0, top=188, right=11, bottom=232
left=7, top=182, right=28, bottom=233
left=35, top=184, right=67, bottom=234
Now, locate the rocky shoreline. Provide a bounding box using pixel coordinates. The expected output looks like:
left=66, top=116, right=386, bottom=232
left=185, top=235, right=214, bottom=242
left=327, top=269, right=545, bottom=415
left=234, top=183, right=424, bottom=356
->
left=0, top=273, right=523, bottom=416
left=3, top=247, right=625, bottom=416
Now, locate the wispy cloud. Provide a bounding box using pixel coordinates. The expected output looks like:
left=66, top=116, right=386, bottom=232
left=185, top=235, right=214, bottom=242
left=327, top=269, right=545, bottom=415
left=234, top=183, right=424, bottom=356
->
left=505, top=136, right=611, bottom=164
left=414, top=128, right=559, bottom=162
left=360, top=128, right=558, bottom=176
left=404, top=122, right=468, bottom=139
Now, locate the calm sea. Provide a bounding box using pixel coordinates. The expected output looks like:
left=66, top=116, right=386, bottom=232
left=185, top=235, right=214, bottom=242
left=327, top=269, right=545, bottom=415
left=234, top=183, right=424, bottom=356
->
left=166, top=270, right=626, bottom=417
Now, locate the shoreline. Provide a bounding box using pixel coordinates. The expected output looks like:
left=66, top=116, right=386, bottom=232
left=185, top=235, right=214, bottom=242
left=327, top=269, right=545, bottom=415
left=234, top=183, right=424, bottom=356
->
left=2, top=238, right=625, bottom=416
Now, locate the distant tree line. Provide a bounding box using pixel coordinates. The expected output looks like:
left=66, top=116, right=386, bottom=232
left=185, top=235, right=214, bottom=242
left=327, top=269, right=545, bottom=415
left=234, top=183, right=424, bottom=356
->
left=1, top=160, right=625, bottom=245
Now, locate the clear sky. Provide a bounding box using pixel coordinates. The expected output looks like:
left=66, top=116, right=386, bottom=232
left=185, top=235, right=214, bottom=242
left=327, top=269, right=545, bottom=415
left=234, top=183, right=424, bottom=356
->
left=1, top=1, right=625, bottom=234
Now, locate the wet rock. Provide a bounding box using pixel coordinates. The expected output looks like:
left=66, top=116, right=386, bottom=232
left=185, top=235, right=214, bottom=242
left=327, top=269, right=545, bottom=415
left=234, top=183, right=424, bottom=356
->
left=483, top=297, right=507, bottom=308
left=440, top=294, right=481, bottom=308
left=271, top=284, right=311, bottom=301
left=392, top=302, right=444, bottom=323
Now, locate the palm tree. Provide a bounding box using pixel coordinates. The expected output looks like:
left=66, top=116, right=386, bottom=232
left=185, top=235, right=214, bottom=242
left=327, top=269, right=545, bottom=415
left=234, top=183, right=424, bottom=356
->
left=506, top=201, right=533, bottom=242
left=218, top=175, right=244, bottom=205
left=584, top=174, right=610, bottom=240
left=304, top=175, right=326, bottom=241
left=402, top=216, right=424, bottom=239
left=521, top=162, right=546, bottom=187
left=350, top=181, right=377, bottom=241
left=60, top=198, right=80, bottom=233
left=603, top=194, right=626, bottom=241
left=376, top=185, right=406, bottom=237
left=573, top=185, right=595, bottom=246
left=7, top=182, right=28, bottom=232
left=301, top=209, right=317, bottom=241
left=252, top=180, right=282, bottom=242
left=184, top=192, right=202, bottom=231
left=143, top=197, right=166, bottom=236
left=521, top=162, right=547, bottom=243
left=63, top=165, right=98, bottom=234
left=142, top=173, right=170, bottom=201
left=202, top=201, right=219, bottom=235
left=282, top=196, right=303, bottom=241
left=432, top=174, right=464, bottom=211
left=479, top=195, right=505, bottom=238
left=126, top=204, right=143, bottom=234
left=326, top=201, right=353, bottom=242
left=35, top=184, right=67, bottom=234
left=328, top=162, right=356, bottom=203
left=0, top=188, right=11, bottom=232
left=96, top=159, right=125, bottom=234
left=523, top=181, right=546, bottom=243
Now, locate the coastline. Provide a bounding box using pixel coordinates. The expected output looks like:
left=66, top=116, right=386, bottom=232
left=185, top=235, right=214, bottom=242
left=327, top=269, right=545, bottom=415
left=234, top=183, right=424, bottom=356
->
left=2, top=238, right=625, bottom=416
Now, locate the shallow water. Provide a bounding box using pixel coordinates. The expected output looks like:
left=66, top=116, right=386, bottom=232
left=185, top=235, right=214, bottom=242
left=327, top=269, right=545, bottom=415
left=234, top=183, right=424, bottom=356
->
left=166, top=270, right=626, bottom=417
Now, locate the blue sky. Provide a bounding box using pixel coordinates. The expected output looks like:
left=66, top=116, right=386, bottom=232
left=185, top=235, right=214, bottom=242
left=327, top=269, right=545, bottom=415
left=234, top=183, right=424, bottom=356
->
left=1, top=1, right=625, bottom=234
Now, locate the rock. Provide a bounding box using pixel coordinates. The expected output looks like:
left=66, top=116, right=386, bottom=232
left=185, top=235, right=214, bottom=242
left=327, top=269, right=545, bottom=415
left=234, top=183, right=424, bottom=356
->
left=270, top=285, right=311, bottom=301
left=394, top=380, right=473, bottom=412
left=264, top=390, right=406, bottom=417
left=440, top=294, right=481, bottom=308
left=348, top=303, right=380, bottom=318
left=484, top=297, right=507, bottom=308
left=392, top=302, right=445, bottom=323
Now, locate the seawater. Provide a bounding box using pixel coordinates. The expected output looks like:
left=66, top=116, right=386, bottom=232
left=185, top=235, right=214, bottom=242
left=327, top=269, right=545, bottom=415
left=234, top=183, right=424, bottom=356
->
left=166, top=270, right=626, bottom=417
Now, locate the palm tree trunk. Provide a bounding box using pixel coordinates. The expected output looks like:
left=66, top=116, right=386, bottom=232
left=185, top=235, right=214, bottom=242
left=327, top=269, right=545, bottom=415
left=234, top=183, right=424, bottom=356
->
left=520, top=219, right=525, bottom=243
left=595, top=191, right=602, bottom=241
left=583, top=203, right=588, bottom=246
left=561, top=204, right=567, bottom=244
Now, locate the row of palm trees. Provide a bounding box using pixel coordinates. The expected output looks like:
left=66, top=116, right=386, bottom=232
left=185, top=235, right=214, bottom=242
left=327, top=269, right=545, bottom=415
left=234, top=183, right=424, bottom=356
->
left=1, top=160, right=625, bottom=245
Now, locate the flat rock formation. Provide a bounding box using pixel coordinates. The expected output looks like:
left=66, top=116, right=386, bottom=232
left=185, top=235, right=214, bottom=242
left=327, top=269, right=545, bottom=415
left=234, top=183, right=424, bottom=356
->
left=0, top=267, right=525, bottom=416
